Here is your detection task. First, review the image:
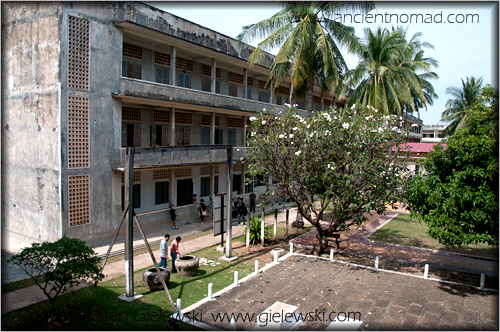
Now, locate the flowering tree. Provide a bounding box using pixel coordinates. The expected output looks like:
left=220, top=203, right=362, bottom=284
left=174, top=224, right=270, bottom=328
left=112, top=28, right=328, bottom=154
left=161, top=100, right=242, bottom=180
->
left=245, top=105, right=409, bottom=255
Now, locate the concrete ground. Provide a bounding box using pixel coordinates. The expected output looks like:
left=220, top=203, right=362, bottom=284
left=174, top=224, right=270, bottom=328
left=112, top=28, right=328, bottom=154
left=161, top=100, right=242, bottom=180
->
left=183, top=255, right=499, bottom=330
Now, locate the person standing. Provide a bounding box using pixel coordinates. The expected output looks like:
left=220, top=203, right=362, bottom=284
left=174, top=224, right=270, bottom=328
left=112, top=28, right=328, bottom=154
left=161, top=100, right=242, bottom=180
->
left=200, top=199, right=206, bottom=223
left=192, top=194, right=198, bottom=204
left=249, top=190, right=257, bottom=213
left=170, top=204, right=178, bottom=230
left=170, top=236, right=182, bottom=273
left=236, top=197, right=246, bottom=226
left=158, top=233, right=170, bottom=269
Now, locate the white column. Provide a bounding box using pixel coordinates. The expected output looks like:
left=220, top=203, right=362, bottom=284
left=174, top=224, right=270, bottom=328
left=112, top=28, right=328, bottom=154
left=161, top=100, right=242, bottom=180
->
left=211, top=58, right=217, bottom=93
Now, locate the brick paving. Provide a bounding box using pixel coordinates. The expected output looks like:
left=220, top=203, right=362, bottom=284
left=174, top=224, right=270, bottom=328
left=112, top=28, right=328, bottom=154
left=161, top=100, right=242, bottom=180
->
left=184, top=255, right=499, bottom=330
left=293, top=207, right=499, bottom=278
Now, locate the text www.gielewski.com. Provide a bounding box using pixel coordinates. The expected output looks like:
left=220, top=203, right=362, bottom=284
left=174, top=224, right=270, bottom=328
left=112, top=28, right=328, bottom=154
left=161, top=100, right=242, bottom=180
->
left=181, top=309, right=362, bottom=327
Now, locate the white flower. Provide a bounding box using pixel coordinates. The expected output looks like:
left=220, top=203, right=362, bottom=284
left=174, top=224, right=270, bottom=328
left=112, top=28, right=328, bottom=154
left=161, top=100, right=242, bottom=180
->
left=351, top=104, right=356, bottom=109
left=306, top=124, right=310, bottom=129
left=263, top=108, right=267, bottom=112
left=284, top=103, right=291, bottom=107
left=290, top=142, right=294, bottom=145
left=289, top=134, right=294, bottom=138
left=262, top=120, right=266, bottom=125
left=342, top=123, right=350, bottom=129
left=249, top=116, right=257, bottom=121
left=279, top=134, right=285, bottom=139
left=293, top=104, right=298, bottom=107
left=295, top=151, right=301, bottom=155
left=293, top=127, right=298, bottom=131
left=251, top=131, right=256, bottom=136
left=309, top=133, right=314, bottom=138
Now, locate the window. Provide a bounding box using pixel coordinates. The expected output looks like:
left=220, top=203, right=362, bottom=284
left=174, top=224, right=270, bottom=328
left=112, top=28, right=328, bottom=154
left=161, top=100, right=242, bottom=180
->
left=297, top=100, right=306, bottom=109
left=214, top=175, right=219, bottom=194
left=229, top=83, right=238, bottom=97
left=201, top=177, right=210, bottom=197
left=201, top=127, right=210, bottom=145
left=150, top=125, right=168, bottom=146
left=178, top=71, right=191, bottom=88
left=122, top=60, right=141, bottom=79
left=216, top=81, right=220, bottom=94
left=276, top=95, right=282, bottom=105
left=228, top=128, right=237, bottom=147
left=122, top=123, right=141, bottom=147
left=176, top=126, right=191, bottom=145
left=122, top=184, right=141, bottom=210
left=215, top=128, right=223, bottom=144
left=156, top=67, right=169, bottom=84
left=246, top=88, right=252, bottom=100
left=201, top=77, right=211, bottom=92
left=155, top=181, right=169, bottom=205
left=259, top=91, right=269, bottom=103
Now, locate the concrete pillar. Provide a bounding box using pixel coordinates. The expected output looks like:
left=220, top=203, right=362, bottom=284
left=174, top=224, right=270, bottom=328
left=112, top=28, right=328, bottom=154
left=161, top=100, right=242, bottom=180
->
left=170, top=46, right=177, bottom=86
left=321, top=94, right=325, bottom=110
left=169, top=169, right=175, bottom=207
left=211, top=58, right=217, bottom=93
left=243, top=68, right=248, bottom=99
left=210, top=166, right=215, bottom=212
left=241, top=163, right=246, bottom=194
left=269, top=82, right=274, bottom=104
left=170, top=108, right=176, bottom=146
left=124, top=148, right=135, bottom=297
left=210, top=112, right=215, bottom=145
left=242, top=116, right=247, bottom=147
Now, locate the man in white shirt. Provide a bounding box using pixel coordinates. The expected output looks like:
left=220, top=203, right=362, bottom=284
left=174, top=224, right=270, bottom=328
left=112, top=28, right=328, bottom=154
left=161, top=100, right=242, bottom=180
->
left=158, top=233, right=170, bottom=269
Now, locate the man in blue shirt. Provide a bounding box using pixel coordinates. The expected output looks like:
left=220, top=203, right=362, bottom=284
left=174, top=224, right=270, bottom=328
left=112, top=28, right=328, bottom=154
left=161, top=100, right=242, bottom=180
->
left=158, top=233, right=170, bottom=269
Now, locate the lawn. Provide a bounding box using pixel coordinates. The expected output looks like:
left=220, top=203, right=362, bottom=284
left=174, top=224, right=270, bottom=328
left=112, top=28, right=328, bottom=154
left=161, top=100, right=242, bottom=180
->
left=369, top=213, right=498, bottom=258
left=1, top=244, right=260, bottom=330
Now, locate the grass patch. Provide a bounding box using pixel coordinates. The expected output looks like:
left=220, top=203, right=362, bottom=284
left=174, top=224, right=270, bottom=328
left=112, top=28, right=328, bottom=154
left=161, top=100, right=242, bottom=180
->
left=1, top=275, right=46, bottom=295
left=1, top=243, right=260, bottom=330
left=369, top=214, right=498, bottom=258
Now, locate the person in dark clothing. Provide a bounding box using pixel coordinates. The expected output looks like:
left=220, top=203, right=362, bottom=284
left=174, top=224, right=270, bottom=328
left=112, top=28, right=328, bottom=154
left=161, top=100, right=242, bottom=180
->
left=236, top=197, right=246, bottom=225
left=192, top=194, right=198, bottom=204
left=170, top=204, right=178, bottom=230
left=249, top=190, right=257, bottom=213
left=200, top=199, right=206, bottom=222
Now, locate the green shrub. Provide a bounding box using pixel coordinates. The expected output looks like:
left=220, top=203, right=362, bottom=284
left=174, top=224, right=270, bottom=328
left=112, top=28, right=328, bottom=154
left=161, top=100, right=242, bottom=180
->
left=246, top=216, right=272, bottom=244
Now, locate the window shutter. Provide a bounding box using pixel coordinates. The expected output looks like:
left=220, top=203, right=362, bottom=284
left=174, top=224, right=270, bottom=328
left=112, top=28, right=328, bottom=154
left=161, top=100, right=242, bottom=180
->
left=150, top=125, right=156, bottom=146
left=176, top=126, right=184, bottom=145
left=122, top=123, right=127, bottom=147
left=134, top=124, right=141, bottom=147
left=183, top=126, right=190, bottom=145
left=161, top=126, right=168, bottom=146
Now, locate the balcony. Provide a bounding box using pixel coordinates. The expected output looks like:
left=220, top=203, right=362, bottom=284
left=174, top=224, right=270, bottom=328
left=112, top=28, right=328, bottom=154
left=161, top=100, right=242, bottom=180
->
left=114, top=78, right=287, bottom=115
left=111, top=145, right=250, bottom=171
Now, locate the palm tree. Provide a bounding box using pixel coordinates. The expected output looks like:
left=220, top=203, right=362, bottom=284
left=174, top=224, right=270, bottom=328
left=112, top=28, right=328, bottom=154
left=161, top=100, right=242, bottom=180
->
left=441, top=76, right=485, bottom=136
left=345, top=27, right=437, bottom=117
left=237, top=1, right=374, bottom=114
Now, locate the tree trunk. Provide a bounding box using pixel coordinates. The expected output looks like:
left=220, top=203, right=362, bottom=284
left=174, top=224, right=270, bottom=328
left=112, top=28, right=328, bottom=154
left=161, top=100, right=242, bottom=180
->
left=307, top=74, right=314, bottom=115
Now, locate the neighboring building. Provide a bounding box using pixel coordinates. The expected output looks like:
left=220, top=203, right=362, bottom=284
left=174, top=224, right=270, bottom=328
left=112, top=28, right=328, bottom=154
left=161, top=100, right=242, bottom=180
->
left=403, top=113, right=423, bottom=143
left=403, top=142, right=446, bottom=175
left=2, top=2, right=350, bottom=243
left=422, top=124, right=447, bottom=143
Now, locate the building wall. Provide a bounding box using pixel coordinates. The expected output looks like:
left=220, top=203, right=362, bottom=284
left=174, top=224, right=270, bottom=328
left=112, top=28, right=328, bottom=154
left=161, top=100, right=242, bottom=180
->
left=1, top=2, right=63, bottom=242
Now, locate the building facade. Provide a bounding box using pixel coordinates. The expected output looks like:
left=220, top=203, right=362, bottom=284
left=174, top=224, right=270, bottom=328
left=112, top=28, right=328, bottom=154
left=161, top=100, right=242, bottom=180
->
left=2, top=2, right=350, bottom=243
left=421, top=124, right=447, bottom=143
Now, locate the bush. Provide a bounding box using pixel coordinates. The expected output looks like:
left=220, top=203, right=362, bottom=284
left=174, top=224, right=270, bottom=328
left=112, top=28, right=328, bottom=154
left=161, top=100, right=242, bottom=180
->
left=246, top=216, right=272, bottom=244
left=8, top=237, right=103, bottom=320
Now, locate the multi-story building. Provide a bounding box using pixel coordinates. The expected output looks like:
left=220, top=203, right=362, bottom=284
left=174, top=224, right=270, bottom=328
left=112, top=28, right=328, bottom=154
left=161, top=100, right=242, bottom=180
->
left=421, top=124, right=447, bottom=143
left=403, top=113, right=423, bottom=143
left=2, top=2, right=350, bottom=243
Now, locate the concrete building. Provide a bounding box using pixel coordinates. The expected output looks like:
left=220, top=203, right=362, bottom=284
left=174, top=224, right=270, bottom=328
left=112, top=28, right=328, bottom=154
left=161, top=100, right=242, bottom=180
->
left=2, top=2, right=351, bottom=243
left=422, top=124, right=447, bottom=143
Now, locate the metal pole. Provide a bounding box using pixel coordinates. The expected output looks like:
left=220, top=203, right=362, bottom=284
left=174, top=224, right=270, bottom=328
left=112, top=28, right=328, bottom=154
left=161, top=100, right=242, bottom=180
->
left=220, top=193, right=224, bottom=248
left=133, top=214, right=175, bottom=311
left=226, top=147, right=233, bottom=258
left=94, top=203, right=128, bottom=286
left=273, top=209, right=278, bottom=241
left=124, top=148, right=135, bottom=298
left=261, top=208, right=265, bottom=247
left=246, top=212, right=251, bottom=253
left=285, top=209, right=289, bottom=239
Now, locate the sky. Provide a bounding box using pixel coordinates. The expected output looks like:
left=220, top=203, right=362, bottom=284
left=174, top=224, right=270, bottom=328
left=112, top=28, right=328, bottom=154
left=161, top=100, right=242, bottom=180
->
left=145, top=1, right=499, bottom=125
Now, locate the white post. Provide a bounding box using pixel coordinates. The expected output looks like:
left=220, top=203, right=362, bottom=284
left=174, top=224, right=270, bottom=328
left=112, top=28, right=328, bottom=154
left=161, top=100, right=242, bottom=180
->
left=208, top=283, right=213, bottom=300
left=289, top=242, right=293, bottom=254
left=480, top=273, right=485, bottom=289
left=424, top=264, right=429, bottom=279
left=255, top=260, right=259, bottom=275
left=230, top=315, right=236, bottom=330
left=330, top=248, right=334, bottom=261
left=176, top=298, right=182, bottom=317
left=273, top=250, right=279, bottom=263
left=234, top=271, right=239, bottom=286
left=374, top=256, right=379, bottom=270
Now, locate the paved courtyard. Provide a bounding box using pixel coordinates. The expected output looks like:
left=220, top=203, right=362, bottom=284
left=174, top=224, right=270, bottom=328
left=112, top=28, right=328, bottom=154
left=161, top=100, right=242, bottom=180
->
left=183, top=255, right=499, bottom=330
